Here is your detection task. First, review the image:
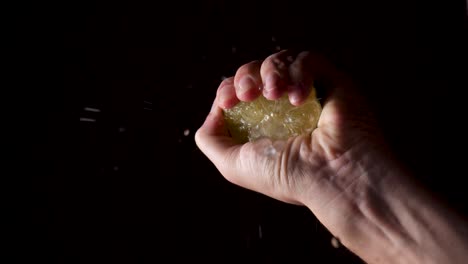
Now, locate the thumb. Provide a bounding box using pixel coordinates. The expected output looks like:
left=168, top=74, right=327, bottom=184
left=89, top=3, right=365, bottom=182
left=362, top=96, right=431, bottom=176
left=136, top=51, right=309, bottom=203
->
left=195, top=98, right=304, bottom=205
left=195, top=101, right=239, bottom=171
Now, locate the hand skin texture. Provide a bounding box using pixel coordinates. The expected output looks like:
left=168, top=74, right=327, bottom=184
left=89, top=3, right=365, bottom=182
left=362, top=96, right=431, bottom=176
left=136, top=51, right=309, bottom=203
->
left=195, top=50, right=468, bottom=263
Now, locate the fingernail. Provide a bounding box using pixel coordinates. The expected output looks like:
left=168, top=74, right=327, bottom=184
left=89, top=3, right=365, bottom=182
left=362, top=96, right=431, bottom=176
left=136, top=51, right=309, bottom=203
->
left=290, top=93, right=301, bottom=105
left=290, top=87, right=303, bottom=105
left=265, top=73, right=279, bottom=92
left=238, top=76, right=255, bottom=95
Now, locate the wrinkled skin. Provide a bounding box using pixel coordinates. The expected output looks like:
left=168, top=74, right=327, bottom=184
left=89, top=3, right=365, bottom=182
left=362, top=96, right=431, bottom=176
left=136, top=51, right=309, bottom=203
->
left=195, top=50, right=468, bottom=264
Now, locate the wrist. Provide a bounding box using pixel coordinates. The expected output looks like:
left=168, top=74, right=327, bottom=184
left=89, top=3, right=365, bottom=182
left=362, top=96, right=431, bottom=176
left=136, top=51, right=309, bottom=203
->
left=301, top=141, right=420, bottom=263
left=301, top=140, right=468, bottom=263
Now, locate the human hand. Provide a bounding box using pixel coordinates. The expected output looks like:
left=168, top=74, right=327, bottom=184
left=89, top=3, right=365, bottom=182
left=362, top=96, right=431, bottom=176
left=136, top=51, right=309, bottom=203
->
left=195, top=49, right=384, bottom=206
left=195, top=49, right=468, bottom=264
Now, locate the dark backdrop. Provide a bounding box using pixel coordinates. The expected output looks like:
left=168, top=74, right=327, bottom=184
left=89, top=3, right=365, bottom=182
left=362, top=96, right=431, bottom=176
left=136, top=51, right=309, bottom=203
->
left=20, top=0, right=468, bottom=263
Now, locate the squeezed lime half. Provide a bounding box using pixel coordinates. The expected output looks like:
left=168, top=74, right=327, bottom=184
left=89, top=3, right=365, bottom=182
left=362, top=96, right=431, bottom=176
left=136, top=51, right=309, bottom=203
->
left=223, top=88, right=322, bottom=143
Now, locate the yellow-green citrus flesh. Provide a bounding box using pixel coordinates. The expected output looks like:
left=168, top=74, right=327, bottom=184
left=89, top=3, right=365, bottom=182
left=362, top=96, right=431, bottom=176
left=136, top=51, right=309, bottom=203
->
left=223, top=88, right=322, bottom=143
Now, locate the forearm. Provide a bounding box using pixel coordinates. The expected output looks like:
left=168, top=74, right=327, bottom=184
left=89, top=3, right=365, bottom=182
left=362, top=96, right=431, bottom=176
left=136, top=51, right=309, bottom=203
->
left=382, top=167, right=468, bottom=264
left=302, top=145, right=468, bottom=263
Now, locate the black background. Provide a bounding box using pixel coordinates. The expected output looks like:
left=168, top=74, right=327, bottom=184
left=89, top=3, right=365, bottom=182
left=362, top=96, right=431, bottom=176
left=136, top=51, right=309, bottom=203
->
left=18, top=0, right=468, bottom=263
